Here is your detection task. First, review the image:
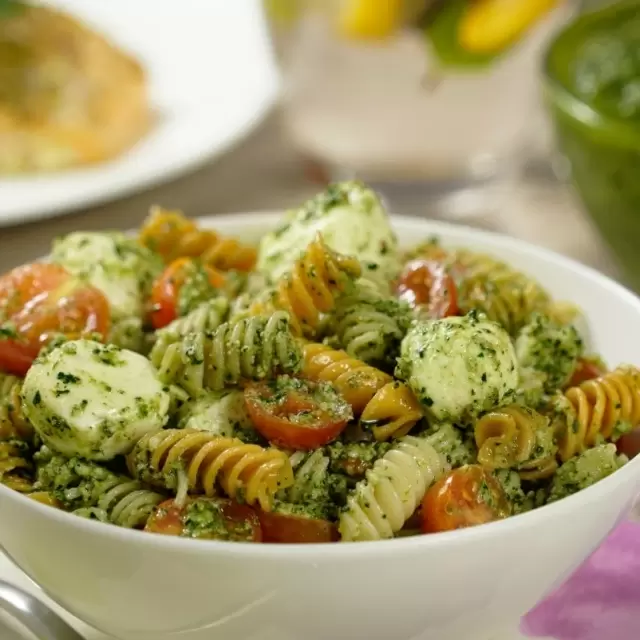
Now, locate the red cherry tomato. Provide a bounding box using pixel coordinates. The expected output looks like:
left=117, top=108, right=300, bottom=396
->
left=567, top=358, right=605, bottom=388
left=0, top=263, right=110, bottom=375
left=258, top=510, right=339, bottom=543
left=421, top=465, right=511, bottom=534
left=617, top=429, right=640, bottom=459
left=145, top=497, right=262, bottom=542
left=244, top=376, right=352, bottom=450
left=396, top=259, right=459, bottom=318
left=149, top=257, right=225, bottom=329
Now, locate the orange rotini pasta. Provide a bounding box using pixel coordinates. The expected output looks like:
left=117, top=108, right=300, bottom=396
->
left=0, top=441, right=32, bottom=493
left=302, top=343, right=392, bottom=413
left=302, top=343, right=423, bottom=441
left=551, top=366, right=640, bottom=462
left=139, top=206, right=257, bottom=272
left=474, top=405, right=557, bottom=480
left=0, top=373, right=32, bottom=441
left=251, top=234, right=361, bottom=337
left=127, top=429, right=295, bottom=511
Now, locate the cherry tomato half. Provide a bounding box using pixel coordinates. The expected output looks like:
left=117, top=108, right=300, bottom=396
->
left=149, top=257, right=225, bottom=329
left=567, top=357, right=605, bottom=388
left=258, top=510, right=338, bottom=544
left=244, top=376, right=352, bottom=450
left=421, top=465, right=511, bottom=534
left=396, top=259, right=459, bottom=318
left=617, top=429, right=640, bottom=460
left=145, top=497, right=262, bottom=542
left=0, top=263, right=110, bottom=375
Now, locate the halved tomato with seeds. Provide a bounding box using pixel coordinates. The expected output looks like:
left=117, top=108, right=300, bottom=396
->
left=0, top=263, right=110, bottom=375
left=245, top=376, right=352, bottom=450
left=396, top=259, right=459, bottom=318
left=146, top=497, right=262, bottom=542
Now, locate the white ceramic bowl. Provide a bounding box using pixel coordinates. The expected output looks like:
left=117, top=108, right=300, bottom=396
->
left=0, top=213, right=639, bottom=640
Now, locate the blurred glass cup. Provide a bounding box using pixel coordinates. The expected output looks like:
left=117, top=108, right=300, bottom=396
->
left=265, top=0, right=576, bottom=218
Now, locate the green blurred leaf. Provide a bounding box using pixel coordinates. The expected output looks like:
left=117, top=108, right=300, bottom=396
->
left=0, top=0, right=26, bottom=18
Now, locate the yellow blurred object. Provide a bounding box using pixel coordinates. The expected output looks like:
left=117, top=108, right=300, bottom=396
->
left=338, top=0, right=404, bottom=40
left=264, top=0, right=301, bottom=25
left=459, top=0, right=559, bottom=54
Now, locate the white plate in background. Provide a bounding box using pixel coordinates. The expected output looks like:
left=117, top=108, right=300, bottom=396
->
left=0, top=0, right=279, bottom=226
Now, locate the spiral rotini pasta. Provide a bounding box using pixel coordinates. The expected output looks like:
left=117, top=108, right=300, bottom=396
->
left=287, top=449, right=331, bottom=505
left=339, top=433, right=449, bottom=541
left=72, top=476, right=166, bottom=528
left=0, top=440, right=33, bottom=492
left=139, top=207, right=257, bottom=272
left=149, top=298, right=229, bottom=367
left=127, top=429, right=294, bottom=511
left=34, top=453, right=164, bottom=527
left=152, top=311, right=302, bottom=395
left=360, top=382, right=424, bottom=442
left=474, top=405, right=557, bottom=480
left=0, top=374, right=34, bottom=492
left=405, top=243, right=571, bottom=334
left=251, top=234, right=362, bottom=337
left=302, top=344, right=423, bottom=441
left=0, top=373, right=32, bottom=441
left=330, top=281, right=411, bottom=368
left=302, top=343, right=392, bottom=413
left=550, top=366, right=640, bottom=462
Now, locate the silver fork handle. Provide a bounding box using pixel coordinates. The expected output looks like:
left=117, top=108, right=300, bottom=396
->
left=0, top=579, right=85, bottom=640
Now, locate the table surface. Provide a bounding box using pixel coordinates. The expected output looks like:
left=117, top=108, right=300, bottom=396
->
left=0, top=109, right=623, bottom=283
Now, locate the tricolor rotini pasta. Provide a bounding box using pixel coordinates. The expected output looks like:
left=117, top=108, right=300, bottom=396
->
left=149, top=297, right=229, bottom=367
left=339, top=433, right=449, bottom=541
left=302, top=343, right=423, bottom=441
left=548, top=366, right=640, bottom=462
left=139, top=206, right=257, bottom=272
left=251, top=234, right=362, bottom=337
left=152, top=312, right=302, bottom=395
left=0, top=180, right=633, bottom=543
left=329, top=280, right=412, bottom=369
left=34, top=453, right=165, bottom=528
left=474, top=405, right=558, bottom=480
left=127, top=428, right=295, bottom=511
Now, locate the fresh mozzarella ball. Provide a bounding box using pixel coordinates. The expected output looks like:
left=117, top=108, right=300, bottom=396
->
left=22, top=340, right=170, bottom=461
left=177, top=390, right=255, bottom=440
left=257, top=181, right=400, bottom=288
left=515, top=313, right=583, bottom=391
left=52, top=232, right=162, bottom=351
left=396, top=313, right=518, bottom=423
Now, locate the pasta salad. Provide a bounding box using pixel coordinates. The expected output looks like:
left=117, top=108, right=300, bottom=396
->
left=0, top=181, right=637, bottom=543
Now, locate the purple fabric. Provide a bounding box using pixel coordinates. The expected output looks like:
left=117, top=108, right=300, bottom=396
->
left=521, top=521, right=640, bottom=640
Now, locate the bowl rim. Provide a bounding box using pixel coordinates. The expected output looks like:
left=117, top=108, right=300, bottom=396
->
left=542, top=0, right=640, bottom=149
left=3, top=210, right=640, bottom=558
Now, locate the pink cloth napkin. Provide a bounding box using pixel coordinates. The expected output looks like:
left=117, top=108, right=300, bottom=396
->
left=521, top=521, right=640, bottom=640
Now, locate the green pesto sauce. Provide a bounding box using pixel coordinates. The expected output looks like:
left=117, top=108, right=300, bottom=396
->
left=545, top=2, right=640, bottom=291
left=547, top=444, right=627, bottom=503
left=259, top=376, right=352, bottom=424
left=177, top=262, right=221, bottom=317
left=515, top=313, right=583, bottom=391
left=181, top=499, right=254, bottom=541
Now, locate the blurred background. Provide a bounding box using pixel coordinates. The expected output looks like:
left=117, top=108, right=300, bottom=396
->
left=0, top=0, right=636, bottom=288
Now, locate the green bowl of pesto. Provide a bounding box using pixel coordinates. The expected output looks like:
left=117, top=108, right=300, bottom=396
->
left=543, top=0, right=640, bottom=291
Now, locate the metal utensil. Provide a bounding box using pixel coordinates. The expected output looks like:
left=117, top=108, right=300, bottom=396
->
left=0, top=579, right=85, bottom=640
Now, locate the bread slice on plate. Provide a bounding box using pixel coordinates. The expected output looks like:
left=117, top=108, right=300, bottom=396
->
left=0, top=1, right=150, bottom=174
